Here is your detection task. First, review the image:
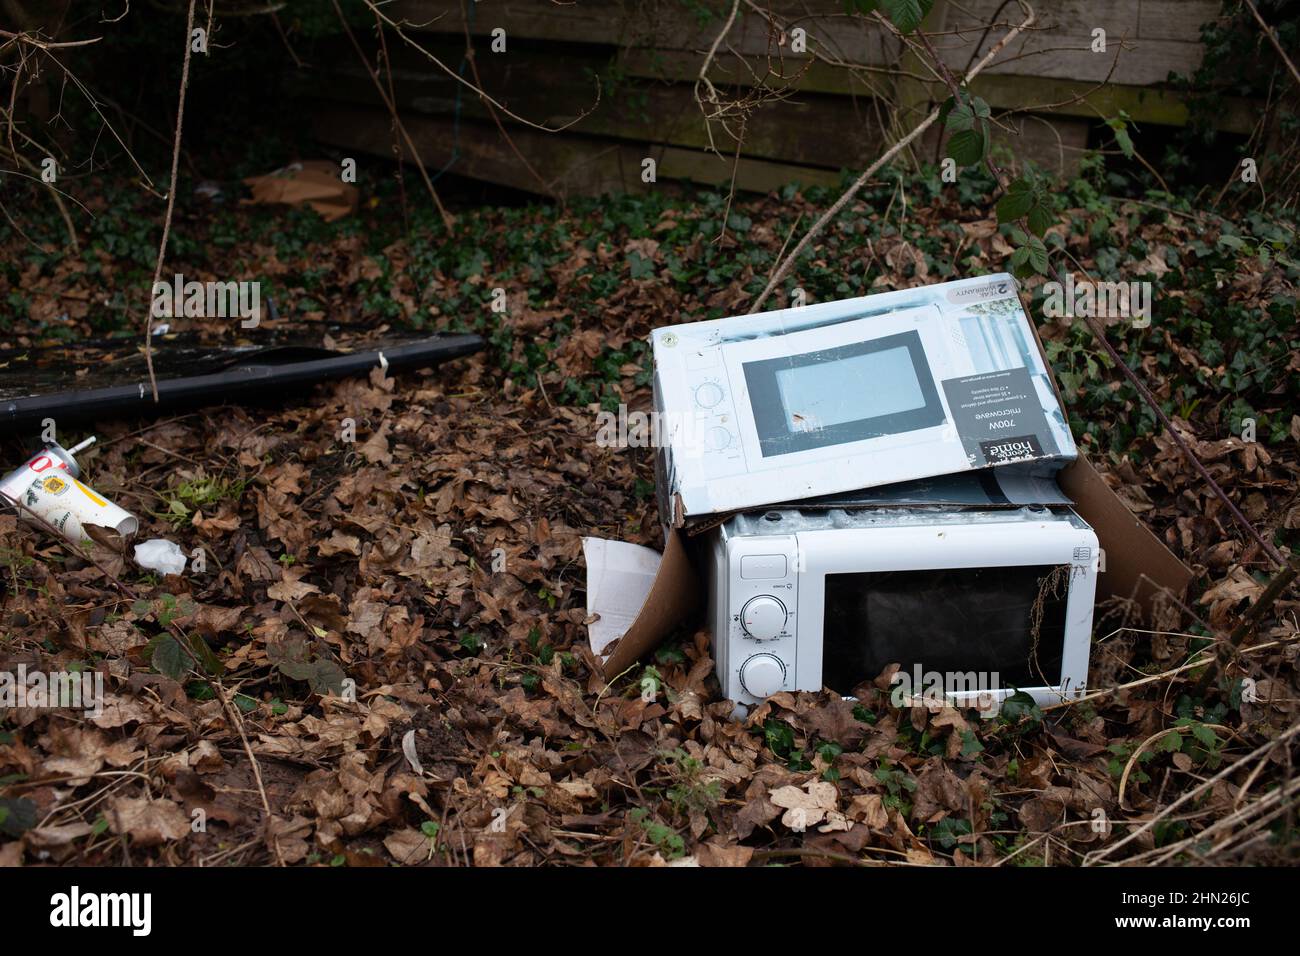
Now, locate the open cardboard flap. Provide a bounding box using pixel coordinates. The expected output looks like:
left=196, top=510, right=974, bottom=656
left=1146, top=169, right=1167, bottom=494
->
left=583, top=530, right=701, bottom=677
left=583, top=283, right=1194, bottom=674
left=1058, top=453, right=1194, bottom=615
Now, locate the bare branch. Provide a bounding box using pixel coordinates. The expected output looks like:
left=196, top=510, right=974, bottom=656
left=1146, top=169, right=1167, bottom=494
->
left=364, top=0, right=599, bottom=134
left=749, top=3, right=1037, bottom=314
left=143, top=0, right=199, bottom=404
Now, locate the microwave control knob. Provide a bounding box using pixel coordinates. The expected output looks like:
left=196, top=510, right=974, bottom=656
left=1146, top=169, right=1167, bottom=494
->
left=740, top=654, right=786, bottom=698
left=740, top=595, right=786, bottom=640
left=694, top=382, right=724, bottom=408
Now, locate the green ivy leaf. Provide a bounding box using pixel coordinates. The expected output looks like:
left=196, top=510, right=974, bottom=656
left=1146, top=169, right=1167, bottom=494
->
left=945, top=102, right=975, bottom=133
left=946, top=129, right=986, bottom=166
left=1027, top=237, right=1049, bottom=273
left=1027, top=204, right=1055, bottom=238
left=1113, top=125, right=1134, bottom=159
left=1007, top=225, right=1048, bottom=278
left=998, top=690, right=1043, bottom=725
left=997, top=181, right=1034, bottom=222
left=627, top=251, right=655, bottom=280
left=0, top=797, right=37, bottom=837
left=931, top=816, right=972, bottom=850
left=149, top=633, right=189, bottom=680
left=880, top=0, right=933, bottom=34
left=998, top=175, right=1056, bottom=237
left=1106, top=112, right=1135, bottom=159
left=763, top=718, right=797, bottom=758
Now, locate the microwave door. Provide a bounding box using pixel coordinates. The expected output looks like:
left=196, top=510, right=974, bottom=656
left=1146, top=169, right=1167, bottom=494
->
left=796, top=521, right=1093, bottom=705
left=820, top=565, right=1070, bottom=698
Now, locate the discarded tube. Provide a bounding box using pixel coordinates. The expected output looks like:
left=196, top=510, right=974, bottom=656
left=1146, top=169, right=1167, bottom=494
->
left=0, top=438, right=138, bottom=545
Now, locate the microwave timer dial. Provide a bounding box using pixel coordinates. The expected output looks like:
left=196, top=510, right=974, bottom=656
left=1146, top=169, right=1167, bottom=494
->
left=693, top=382, right=725, bottom=408
left=740, top=595, right=787, bottom=640
left=706, top=426, right=733, bottom=450
left=740, top=653, right=787, bottom=698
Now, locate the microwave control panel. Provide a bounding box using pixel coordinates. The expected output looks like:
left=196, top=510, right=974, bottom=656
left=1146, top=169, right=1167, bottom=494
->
left=680, top=346, right=747, bottom=481
left=723, top=527, right=800, bottom=701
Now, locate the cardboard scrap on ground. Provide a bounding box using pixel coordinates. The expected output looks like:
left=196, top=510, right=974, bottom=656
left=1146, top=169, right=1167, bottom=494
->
left=242, top=160, right=358, bottom=222
left=582, top=531, right=701, bottom=677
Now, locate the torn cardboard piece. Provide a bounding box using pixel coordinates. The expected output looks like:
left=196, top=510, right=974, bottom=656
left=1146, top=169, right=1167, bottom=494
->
left=242, top=160, right=359, bottom=222
left=583, top=530, right=701, bottom=677
left=1058, top=453, right=1193, bottom=617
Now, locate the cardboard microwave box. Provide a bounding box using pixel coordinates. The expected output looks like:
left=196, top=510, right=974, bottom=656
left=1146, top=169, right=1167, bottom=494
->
left=651, top=274, right=1078, bottom=528
left=587, top=278, right=1194, bottom=677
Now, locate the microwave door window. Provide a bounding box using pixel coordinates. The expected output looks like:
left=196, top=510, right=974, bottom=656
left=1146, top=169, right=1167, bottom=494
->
left=822, top=565, right=1069, bottom=696
left=742, top=329, right=947, bottom=457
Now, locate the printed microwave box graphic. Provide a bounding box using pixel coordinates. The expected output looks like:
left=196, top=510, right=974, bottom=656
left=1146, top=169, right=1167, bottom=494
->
left=651, top=274, right=1075, bottom=526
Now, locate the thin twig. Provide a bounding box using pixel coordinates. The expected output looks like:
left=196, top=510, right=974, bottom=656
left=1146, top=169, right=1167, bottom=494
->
left=748, top=3, right=1036, bottom=313
left=1243, top=0, right=1300, bottom=88
left=143, top=0, right=198, bottom=404
left=333, top=0, right=454, bottom=231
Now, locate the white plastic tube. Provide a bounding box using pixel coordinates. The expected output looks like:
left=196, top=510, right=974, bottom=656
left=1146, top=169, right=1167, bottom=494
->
left=7, top=471, right=138, bottom=543
left=0, top=441, right=137, bottom=545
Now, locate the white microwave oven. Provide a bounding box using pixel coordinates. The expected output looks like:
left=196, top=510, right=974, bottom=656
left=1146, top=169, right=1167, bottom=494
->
left=704, top=505, right=1099, bottom=713
left=651, top=275, right=1075, bottom=525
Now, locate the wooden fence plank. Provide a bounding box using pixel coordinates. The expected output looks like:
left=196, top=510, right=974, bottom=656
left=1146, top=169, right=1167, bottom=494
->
left=388, top=0, right=900, bottom=66
left=303, top=1, right=1255, bottom=198
left=305, top=41, right=887, bottom=171
left=391, top=0, right=1212, bottom=83
left=616, top=47, right=1256, bottom=132
left=936, top=0, right=1205, bottom=85
left=1139, top=1, right=1221, bottom=42
left=308, top=101, right=843, bottom=197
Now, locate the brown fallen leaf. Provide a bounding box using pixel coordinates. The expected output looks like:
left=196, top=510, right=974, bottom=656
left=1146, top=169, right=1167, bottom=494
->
left=268, top=565, right=321, bottom=603
left=384, top=827, right=433, bottom=865
left=108, top=797, right=190, bottom=846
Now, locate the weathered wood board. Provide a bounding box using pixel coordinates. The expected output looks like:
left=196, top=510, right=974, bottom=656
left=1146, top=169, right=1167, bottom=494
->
left=308, top=0, right=1251, bottom=197
left=309, top=102, right=844, bottom=198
